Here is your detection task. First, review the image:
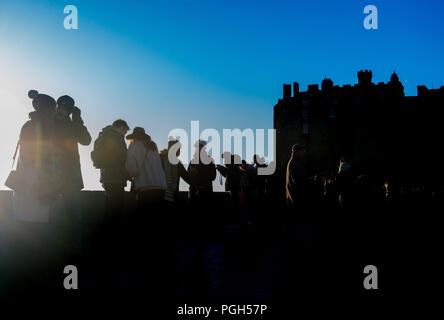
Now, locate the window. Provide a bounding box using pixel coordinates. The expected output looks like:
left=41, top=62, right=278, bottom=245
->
left=333, top=97, right=339, bottom=105
left=329, top=108, right=336, bottom=119
left=302, top=109, right=309, bottom=120
left=303, top=123, right=309, bottom=135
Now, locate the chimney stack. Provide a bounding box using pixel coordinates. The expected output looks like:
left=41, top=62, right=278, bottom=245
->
left=283, top=84, right=291, bottom=99
left=417, top=85, right=428, bottom=97
left=293, top=82, right=299, bottom=97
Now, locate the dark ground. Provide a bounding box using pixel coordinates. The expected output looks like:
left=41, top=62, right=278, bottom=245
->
left=0, top=190, right=441, bottom=314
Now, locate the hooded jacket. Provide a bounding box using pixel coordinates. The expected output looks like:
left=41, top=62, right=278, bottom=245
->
left=126, top=139, right=167, bottom=192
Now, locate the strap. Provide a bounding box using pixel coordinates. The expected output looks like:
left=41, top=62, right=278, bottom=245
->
left=12, top=140, right=20, bottom=169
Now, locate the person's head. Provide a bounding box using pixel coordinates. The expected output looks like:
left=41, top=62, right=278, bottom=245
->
left=168, top=137, right=181, bottom=157
left=56, top=95, right=75, bottom=116
left=126, top=127, right=157, bottom=151
left=222, top=152, right=231, bottom=164
left=291, top=143, right=306, bottom=158
left=28, top=90, right=56, bottom=114
left=113, top=119, right=130, bottom=136
left=194, top=140, right=207, bottom=154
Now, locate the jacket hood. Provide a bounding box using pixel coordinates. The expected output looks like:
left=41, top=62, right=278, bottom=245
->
left=101, top=125, right=122, bottom=135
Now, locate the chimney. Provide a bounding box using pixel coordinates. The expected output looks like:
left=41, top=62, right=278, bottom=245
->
left=293, top=82, right=299, bottom=97
left=283, top=84, right=291, bottom=99
left=417, top=85, right=428, bottom=97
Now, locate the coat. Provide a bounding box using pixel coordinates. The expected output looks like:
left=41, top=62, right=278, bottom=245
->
left=159, top=148, right=192, bottom=201
left=53, top=112, right=91, bottom=191
left=97, top=125, right=129, bottom=185
left=187, top=153, right=216, bottom=199
left=15, top=111, right=57, bottom=221
left=286, top=154, right=309, bottom=206
left=126, top=140, right=167, bottom=192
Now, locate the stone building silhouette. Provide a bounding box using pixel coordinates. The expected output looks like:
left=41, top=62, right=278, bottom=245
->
left=274, top=70, right=444, bottom=185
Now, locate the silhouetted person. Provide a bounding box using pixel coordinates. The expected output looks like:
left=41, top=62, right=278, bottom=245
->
left=14, top=90, right=58, bottom=222
left=92, top=119, right=130, bottom=223
left=253, top=154, right=267, bottom=198
left=336, top=157, right=353, bottom=207
left=10, top=90, right=58, bottom=291
left=286, top=144, right=309, bottom=207
left=216, top=153, right=241, bottom=206
left=187, top=140, right=216, bottom=204
left=125, top=127, right=166, bottom=211
left=125, top=127, right=167, bottom=295
left=53, top=95, right=91, bottom=256
left=159, top=137, right=192, bottom=203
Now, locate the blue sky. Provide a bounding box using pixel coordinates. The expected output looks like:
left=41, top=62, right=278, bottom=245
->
left=1, top=0, right=443, bottom=190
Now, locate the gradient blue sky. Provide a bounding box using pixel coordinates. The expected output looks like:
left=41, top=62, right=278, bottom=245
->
left=1, top=0, right=443, bottom=190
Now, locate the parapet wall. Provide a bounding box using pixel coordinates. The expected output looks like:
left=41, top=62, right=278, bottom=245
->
left=0, top=190, right=230, bottom=225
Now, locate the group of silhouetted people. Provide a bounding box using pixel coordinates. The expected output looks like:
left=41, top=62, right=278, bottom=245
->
left=9, top=91, right=91, bottom=257
left=9, top=90, right=278, bottom=259
left=10, top=89, right=422, bottom=261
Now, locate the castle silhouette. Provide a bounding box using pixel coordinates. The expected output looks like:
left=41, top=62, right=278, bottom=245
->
left=274, top=70, right=444, bottom=185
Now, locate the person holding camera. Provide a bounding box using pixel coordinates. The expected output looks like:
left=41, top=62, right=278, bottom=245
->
left=53, top=95, right=91, bottom=257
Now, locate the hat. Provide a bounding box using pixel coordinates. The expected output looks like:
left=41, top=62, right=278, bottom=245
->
left=126, top=127, right=146, bottom=140
left=28, top=90, right=56, bottom=112
left=291, top=143, right=305, bottom=152
left=57, top=95, right=75, bottom=113
left=112, top=119, right=130, bottom=131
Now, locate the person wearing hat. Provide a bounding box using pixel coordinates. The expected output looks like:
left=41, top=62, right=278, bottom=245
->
left=286, top=143, right=309, bottom=207
left=53, top=95, right=91, bottom=189
left=13, top=90, right=58, bottom=223
left=159, top=137, right=192, bottom=203
left=7, top=91, right=58, bottom=284
left=52, top=95, right=91, bottom=256
left=187, top=140, right=216, bottom=204
left=125, top=127, right=167, bottom=210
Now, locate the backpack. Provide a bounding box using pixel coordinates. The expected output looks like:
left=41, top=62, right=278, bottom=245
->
left=91, top=131, right=111, bottom=169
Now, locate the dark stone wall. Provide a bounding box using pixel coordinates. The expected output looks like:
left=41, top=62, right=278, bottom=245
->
left=0, top=190, right=230, bottom=224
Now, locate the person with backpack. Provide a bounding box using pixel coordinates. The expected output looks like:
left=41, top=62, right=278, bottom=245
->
left=91, top=119, right=130, bottom=223
left=125, top=127, right=166, bottom=212
left=53, top=95, right=91, bottom=256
